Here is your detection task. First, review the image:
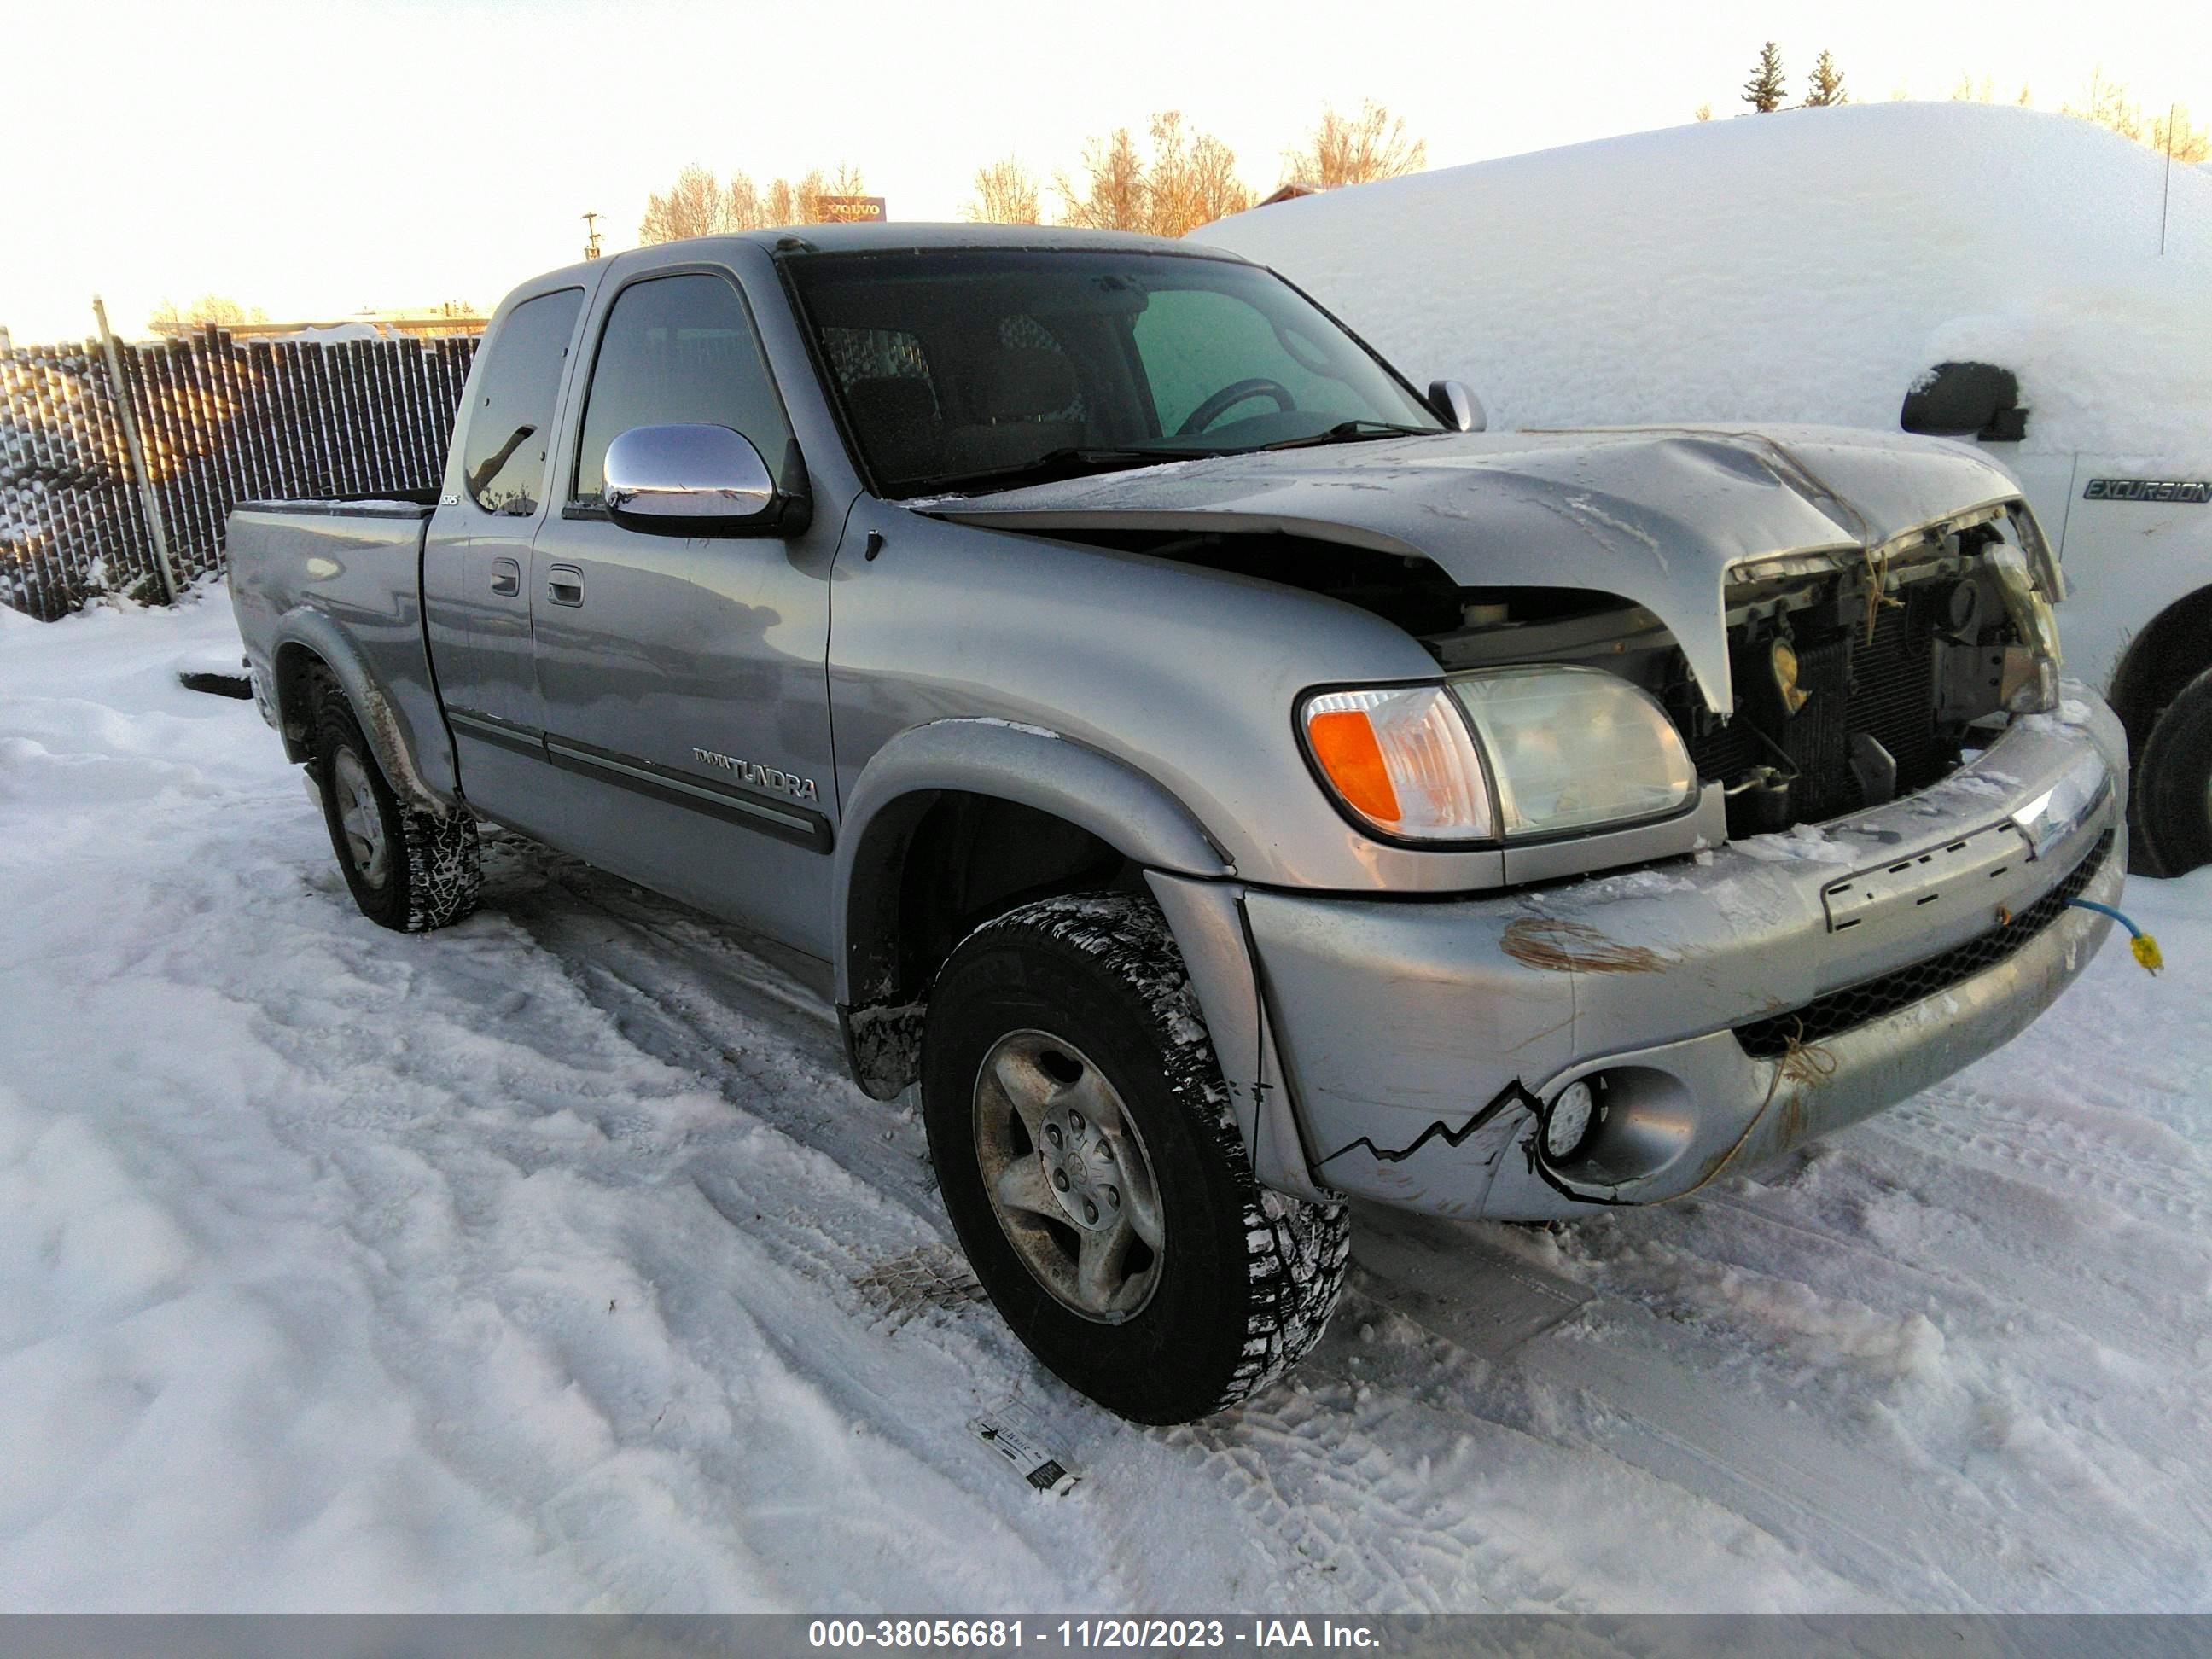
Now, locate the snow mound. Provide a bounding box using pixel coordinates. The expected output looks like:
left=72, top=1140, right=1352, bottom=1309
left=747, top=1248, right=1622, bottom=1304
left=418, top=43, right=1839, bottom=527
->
left=1200, top=103, right=2210, bottom=461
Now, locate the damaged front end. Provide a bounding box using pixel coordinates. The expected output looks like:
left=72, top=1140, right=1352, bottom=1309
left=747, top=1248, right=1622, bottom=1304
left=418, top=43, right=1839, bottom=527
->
left=922, top=425, right=2107, bottom=1217
left=924, top=423, right=2066, bottom=875
left=1243, top=690, right=2124, bottom=1221
left=1427, top=502, right=2065, bottom=843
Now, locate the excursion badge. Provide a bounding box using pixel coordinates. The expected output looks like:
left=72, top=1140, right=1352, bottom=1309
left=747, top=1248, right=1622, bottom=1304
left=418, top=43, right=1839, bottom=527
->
left=2083, top=478, right=2211, bottom=504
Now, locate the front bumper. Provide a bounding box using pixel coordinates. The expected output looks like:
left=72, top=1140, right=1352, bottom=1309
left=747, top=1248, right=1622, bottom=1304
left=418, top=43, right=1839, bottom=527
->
left=1246, top=687, right=2128, bottom=1220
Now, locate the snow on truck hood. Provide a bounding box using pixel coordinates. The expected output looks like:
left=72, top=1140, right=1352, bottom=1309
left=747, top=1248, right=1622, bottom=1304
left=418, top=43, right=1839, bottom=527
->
left=917, top=424, right=2024, bottom=713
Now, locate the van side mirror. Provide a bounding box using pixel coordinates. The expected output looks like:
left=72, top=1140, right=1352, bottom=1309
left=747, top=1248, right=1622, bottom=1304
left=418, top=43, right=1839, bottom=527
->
left=603, top=423, right=810, bottom=536
left=1429, top=379, right=1486, bottom=434
left=1901, top=362, right=2029, bottom=442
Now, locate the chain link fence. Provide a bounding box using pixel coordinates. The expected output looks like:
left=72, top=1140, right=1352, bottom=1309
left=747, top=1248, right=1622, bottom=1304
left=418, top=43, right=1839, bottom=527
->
left=2, top=327, right=478, bottom=621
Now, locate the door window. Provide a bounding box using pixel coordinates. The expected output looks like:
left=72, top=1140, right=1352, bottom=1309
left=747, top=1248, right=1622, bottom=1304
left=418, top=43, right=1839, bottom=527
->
left=573, top=273, right=794, bottom=503
left=462, top=287, right=584, bottom=515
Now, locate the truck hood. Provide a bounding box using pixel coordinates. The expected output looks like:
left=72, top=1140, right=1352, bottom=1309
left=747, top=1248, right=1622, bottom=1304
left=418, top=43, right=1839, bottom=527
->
left=912, top=424, right=2029, bottom=713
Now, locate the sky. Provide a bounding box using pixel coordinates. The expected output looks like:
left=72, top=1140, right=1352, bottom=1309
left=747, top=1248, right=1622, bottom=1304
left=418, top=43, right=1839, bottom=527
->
left=4, top=0, right=2209, bottom=342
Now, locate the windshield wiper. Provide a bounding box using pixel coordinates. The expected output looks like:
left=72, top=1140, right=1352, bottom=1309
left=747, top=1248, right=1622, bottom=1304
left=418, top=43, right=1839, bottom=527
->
left=903, top=445, right=1211, bottom=497
left=1254, top=420, right=1440, bottom=452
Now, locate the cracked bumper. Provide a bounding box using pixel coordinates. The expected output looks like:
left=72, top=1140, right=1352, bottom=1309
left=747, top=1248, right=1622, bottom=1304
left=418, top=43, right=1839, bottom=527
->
left=1245, top=687, right=2128, bottom=1221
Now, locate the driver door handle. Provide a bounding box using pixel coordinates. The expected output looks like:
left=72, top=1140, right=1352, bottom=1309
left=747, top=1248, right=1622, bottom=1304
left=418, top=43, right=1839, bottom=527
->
left=489, top=556, right=521, bottom=597
left=546, top=564, right=585, bottom=607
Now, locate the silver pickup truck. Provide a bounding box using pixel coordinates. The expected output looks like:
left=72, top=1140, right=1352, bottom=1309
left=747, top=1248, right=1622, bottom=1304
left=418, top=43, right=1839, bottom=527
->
left=229, top=224, right=2124, bottom=1423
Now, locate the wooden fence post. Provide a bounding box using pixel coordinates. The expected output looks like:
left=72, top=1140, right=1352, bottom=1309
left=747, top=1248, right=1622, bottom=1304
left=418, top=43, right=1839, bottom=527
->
left=92, top=294, right=182, bottom=605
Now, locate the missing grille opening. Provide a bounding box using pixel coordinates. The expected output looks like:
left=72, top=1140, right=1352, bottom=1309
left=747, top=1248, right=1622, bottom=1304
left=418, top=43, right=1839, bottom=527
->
left=1734, top=830, right=2112, bottom=1058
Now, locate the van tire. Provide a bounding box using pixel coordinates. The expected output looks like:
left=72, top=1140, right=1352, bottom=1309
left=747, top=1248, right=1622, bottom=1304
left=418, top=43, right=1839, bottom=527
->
left=311, top=683, right=480, bottom=932
left=2135, top=667, right=2212, bottom=876
left=921, top=892, right=1348, bottom=1423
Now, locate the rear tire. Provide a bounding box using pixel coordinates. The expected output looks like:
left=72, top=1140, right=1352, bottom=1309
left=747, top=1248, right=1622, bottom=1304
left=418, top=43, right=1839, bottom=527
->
left=922, top=892, right=1348, bottom=1423
left=2134, top=667, right=2212, bottom=876
left=311, top=682, right=480, bottom=932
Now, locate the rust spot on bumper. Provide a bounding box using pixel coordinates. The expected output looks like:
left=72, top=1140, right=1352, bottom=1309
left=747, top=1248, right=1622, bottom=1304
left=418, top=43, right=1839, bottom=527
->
left=1502, top=917, right=1676, bottom=975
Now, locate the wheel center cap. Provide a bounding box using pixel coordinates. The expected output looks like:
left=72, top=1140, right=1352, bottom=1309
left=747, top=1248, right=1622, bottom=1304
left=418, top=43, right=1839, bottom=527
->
left=1041, top=1119, right=1117, bottom=1232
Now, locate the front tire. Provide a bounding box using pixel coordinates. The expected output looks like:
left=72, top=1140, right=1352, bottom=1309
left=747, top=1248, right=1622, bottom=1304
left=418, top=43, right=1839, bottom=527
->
left=922, top=893, right=1348, bottom=1423
left=311, top=682, right=480, bottom=932
left=2134, top=666, right=2212, bottom=876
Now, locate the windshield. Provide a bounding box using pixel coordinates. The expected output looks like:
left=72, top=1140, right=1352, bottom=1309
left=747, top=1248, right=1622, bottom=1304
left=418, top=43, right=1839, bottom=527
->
left=784, top=248, right=1444, bottom=496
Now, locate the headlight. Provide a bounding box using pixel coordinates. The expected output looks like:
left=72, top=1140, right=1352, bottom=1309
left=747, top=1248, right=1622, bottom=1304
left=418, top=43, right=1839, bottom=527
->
left=1450, top=666, right=1696, bottom=837
left=1300, top=667, right=1696, bottom=844
left=1301, top=685, right=1495, bottom=841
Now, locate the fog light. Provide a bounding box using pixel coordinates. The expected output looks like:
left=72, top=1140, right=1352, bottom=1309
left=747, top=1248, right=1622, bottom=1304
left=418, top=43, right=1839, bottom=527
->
left=1544, top=1079, right=1600, bottom=1162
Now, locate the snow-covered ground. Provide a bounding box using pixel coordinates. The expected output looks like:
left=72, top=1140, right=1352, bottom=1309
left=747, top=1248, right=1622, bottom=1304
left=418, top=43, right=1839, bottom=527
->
left=4, top=592, right=2210, bottom=1613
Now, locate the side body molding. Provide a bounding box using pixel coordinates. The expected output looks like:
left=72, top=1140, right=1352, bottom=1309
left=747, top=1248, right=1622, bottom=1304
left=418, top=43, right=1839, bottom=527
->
left=271, top=606, right=460, bottom=814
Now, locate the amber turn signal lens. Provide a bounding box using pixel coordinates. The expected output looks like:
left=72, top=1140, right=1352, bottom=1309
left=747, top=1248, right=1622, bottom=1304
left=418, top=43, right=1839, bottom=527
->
left=1301, top=685, right=1494, bottom=841
left=1307, top=709, right=1400, bottom=823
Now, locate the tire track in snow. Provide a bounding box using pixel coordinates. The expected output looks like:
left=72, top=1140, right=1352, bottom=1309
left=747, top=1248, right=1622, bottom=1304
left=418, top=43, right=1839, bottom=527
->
left=11, top=598, right=2212, bottom=1611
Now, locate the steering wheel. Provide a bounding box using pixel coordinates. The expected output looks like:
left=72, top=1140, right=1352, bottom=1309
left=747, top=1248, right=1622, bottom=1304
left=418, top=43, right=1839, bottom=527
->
left=1177, top=377, right=1296, bottom=435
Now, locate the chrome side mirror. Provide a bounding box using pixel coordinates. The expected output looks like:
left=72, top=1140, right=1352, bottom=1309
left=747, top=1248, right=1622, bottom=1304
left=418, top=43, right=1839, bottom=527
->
left=603, top=423, right=807, bottom=536
left=1428, top=379, right=1486, bottom=434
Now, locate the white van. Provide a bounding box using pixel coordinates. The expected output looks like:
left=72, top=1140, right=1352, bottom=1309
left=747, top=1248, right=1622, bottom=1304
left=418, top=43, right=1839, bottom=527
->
left=1205, top=102, right=2212, bottom=871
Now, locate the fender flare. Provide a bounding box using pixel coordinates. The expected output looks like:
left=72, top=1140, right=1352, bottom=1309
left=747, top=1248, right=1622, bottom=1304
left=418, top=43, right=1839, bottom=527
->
left=269, top=609, right=459, bottom=817
left=834, top=718, right=1231, bottom=1007
left=830, top=719, right=1324, bottom=1197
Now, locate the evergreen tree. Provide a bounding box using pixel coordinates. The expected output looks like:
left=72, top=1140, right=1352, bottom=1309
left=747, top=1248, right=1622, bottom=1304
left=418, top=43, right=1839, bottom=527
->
left=1743, top=42, right=1786, bottom=114
left=1806, top=49, right=1848, bottom=106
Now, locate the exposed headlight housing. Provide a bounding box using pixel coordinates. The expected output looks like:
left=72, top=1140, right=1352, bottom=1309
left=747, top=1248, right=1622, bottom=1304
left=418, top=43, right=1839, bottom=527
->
left=1448, top=666, right=1697, bottom=837
left=1301, top=667, right=1697, bottom=845
left=1988, top=542, right=2062, bottom=714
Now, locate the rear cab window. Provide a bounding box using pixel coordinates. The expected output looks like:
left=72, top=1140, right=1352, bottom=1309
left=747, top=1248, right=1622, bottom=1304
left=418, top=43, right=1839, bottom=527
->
left=461, top=287, right=585, bottom=515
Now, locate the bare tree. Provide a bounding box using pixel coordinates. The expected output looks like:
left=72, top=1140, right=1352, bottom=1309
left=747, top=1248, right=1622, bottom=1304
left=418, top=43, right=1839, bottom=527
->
left=2152, top=105, right=2210, bottom=165
left=2064, top=67, right=2141, bottom=138
left=1053, top=114, right=1254, bottom=235
left=2060, top=70, right=2209, bottom=162
left=148, top=294, right=268, bottom=332
left=1281, top=100, right=1426, bottom=189
left=1143, top=112, right=1251, bottom=235
left=638, top=165, right=734, bottom=243
left=792, top=164, right=869, bottom=223
left=1057, top=128, right=1150, bottom=230
left=1692, top=102, right=1714, bottom=122
left=639, top=161, right=871, bottom=243
left=965, top=157, right=1042, bottom=224
left=725, top=172, right=763, bottom=230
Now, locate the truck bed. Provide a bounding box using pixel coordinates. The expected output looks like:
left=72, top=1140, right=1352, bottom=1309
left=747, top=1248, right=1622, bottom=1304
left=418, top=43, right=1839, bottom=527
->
left=226, top=497, right=450, bottom=798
